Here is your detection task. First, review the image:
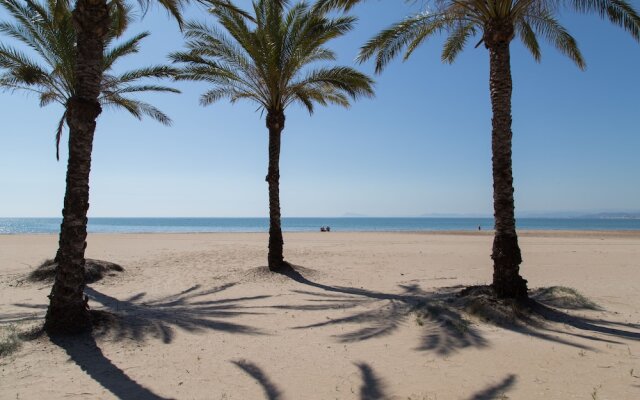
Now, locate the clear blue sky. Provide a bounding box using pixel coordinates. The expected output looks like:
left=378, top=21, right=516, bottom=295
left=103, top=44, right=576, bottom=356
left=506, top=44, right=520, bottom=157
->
left=1, top=1, right=639, bottom=217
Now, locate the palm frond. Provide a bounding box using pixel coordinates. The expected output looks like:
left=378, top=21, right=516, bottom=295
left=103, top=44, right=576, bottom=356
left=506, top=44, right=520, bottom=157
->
left=526, top=10, right=585, bottom=69
left=55, top=109, right=66, bottom=160
left=103, top=32, right=149, bottom=70
left=441, top=22, right=476, bottom=63
left=137, top=0, right=186, bottom=27
left=516, top=18, right=541, bottom=61
left=358, top=12, right=447, bottom=73
left=312, top=0, right=360, bottom=13
left=569, top=0, right=640, bottom=41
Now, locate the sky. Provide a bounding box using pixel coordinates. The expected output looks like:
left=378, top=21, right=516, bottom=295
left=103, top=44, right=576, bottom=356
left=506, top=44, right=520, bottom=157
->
left=1, top=0, right=639, bottom=217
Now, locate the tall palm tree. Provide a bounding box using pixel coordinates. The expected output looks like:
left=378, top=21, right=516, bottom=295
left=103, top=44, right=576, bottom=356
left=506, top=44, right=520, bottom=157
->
left=171, top=0, right=374, bottom=271
left=0, top=0, right=183, bottom=334
left=0, top=0, right=179, bottom=159
left=318, top=0, right=640, bottom=300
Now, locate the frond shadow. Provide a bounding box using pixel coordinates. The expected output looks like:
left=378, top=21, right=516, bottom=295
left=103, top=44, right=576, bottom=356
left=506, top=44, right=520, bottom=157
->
left=231, top=360, right=390, bottom=400
left=273, top=264, right=640, bottom=354
left=466, top=374, right=516, bottom=400
left=273, top=264, right=487, bottom=355
left=233, top=360, right=284, bottom=400
left=85, top=284, right=267, bottom=343
left=11, top=283, right=268, bottom=344
left=356, top=362, right=388, bottom=400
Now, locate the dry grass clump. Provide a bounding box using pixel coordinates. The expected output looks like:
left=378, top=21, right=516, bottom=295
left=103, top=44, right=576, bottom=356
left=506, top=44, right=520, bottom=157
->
left=454, top=285, right=536, bottom=328
left=530, top=286, right=601, bottom=310
left=0, top=324, right=43, bottom=358
left=0, top=325, right=21, bottom=357
left=27, top=258, right=124, bottom=284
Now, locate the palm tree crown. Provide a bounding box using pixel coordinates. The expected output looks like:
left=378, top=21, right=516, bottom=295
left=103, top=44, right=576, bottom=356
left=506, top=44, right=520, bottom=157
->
left=0, top=0, right=180, bottom=159
left=339, top=0, right=640, bottom=71
left=170, top=0, right=374, bottom=114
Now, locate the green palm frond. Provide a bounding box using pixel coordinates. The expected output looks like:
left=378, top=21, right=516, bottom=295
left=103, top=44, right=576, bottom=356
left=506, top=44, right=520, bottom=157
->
left=287, top=66, right=374, bottom=100
left=441, top=22, right=476, bottom=63
left=137, top=0, right=187, bottom=27
left=55, top=109, right=67, bottom=161
left=116, top=65, right=180, bottom=83
left=312, top=0, right=360, bottom=13
left=0, top=0, right=179, bottom=159
left=39, top=90, right=59, bottom=106
left=103, top=32, right=149, bottom=70
left=358, top=12, right=447, bottom=73
left=103, top=95, right=173, bottom=125
left=108, top=0, right=132, bottom=37
left=516, top=18, right=541, bottom=61
left=0, top=44, right=49, bottom=83
left=525, top=10, right=585, bottom=69
left=568, top=0, right=640, bottom=41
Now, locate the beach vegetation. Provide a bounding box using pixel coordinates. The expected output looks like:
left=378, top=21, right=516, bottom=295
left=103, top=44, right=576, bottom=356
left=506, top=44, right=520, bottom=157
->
left=530, top=286, right=601, bottom=310
left=318, top=0, right=640, bottom=300
left=0, top=324, right=21, bottom=357
left=28, top=258, right=124, bottom=284
left=171, top=0, right=374, bottom=270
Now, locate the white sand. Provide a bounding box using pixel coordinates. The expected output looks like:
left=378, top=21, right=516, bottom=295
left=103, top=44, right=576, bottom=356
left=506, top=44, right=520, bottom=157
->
left=1, top=231, right=639, bottom=399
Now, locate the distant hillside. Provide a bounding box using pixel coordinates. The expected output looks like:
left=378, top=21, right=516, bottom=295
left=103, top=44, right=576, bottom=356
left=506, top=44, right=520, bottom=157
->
left=577, top=212, right=640, bottom=220
left=341, top=212, right=369, bottom=217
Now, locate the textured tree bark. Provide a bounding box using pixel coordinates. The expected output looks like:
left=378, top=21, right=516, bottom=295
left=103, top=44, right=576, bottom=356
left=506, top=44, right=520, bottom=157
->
left=266, top=110, right=286, bottom=270
left=44, top=0, right=110, bottom=334
left=485, top=23, right=528, bottom=300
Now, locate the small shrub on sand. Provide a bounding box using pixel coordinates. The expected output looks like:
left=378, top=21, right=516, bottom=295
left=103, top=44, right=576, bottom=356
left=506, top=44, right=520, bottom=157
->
left=530, top=286, right=601, bottom=310
left=0, top=325, right=21, bottom=357
left=456, top=286, right=533, bottom=328
left=28, top=258, right=124, bottom=284
left=0, top=324, right=45, bottom=359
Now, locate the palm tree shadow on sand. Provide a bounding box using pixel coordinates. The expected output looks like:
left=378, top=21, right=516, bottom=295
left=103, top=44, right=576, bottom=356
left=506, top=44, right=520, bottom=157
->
left=85, top=283, right=268, bottom=343
left=356, top=364, right=516, bottom=400
left=10, top=283, right=270, bottom=400
left=11, top=282, right=268, bottom=343
left=271, top=263, right=640, bottom=354
left=49, top=332, right=173, bottom=400
left=232, top=360, right=390, bottom=400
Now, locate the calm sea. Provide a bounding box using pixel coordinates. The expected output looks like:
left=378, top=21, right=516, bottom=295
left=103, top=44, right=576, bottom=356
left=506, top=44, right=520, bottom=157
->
left=1, top=217, right=639, bottom=234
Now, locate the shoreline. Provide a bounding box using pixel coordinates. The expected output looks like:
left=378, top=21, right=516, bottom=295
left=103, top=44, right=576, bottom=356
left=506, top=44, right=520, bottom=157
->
left=3, top=229, right=640, bottom=237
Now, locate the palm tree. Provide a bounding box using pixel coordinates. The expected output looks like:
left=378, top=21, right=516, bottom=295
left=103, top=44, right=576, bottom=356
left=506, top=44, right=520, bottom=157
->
left=0, top=0, right=183, bottom=334
left=318, top=0, right=640, bottom=300
left=171, top=0, right=374, bottom=271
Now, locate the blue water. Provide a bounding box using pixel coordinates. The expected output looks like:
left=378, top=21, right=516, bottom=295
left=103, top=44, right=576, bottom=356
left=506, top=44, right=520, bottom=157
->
left=1, top=217, right=639, bottom=234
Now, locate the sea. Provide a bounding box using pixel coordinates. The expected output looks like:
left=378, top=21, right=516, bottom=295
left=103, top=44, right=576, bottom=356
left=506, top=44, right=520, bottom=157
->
left=1, top=217, right=639, bottom=234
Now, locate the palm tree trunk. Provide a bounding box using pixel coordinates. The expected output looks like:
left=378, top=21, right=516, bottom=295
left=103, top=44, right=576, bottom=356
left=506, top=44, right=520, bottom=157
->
left=44, top=0, right=110, bottom=334
left=485, top=25, right=528, bottom=300
left=266, top=110, right=286, bottom=270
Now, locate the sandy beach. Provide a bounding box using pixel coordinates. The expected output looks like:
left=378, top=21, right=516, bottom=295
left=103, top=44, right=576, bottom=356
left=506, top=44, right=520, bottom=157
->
left=1, top=231, right=639, bottom=399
